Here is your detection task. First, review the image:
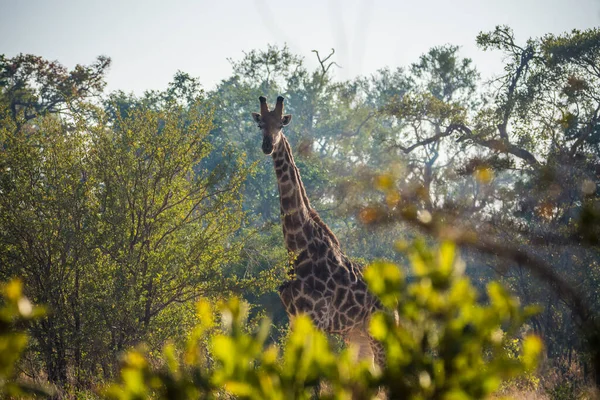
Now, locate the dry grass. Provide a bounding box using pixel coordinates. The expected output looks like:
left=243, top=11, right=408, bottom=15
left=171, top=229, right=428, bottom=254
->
left=492, top=356, right=600, bottom=400
left=491, top=389, right=549, bottom=399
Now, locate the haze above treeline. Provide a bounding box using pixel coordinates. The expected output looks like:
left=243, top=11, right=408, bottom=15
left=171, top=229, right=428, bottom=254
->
left=1, top=0, right=599, bottom=94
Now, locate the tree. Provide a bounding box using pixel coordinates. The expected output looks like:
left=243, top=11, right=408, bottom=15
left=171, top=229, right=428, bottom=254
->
left=90, top=98, right=250, bottom=366
left=0, top=55, right=253, bottom=388
left=0, top=54, right=110, bottom=127
left=368, top=26, right=600, bottom=385
left=0, top=105, right=100, bottom=384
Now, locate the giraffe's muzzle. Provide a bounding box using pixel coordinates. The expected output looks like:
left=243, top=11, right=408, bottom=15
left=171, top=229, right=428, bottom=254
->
left=262, top=135, right=274, bottom=155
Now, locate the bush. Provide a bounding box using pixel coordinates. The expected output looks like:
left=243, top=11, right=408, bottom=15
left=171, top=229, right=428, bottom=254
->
left=104, top=240, right=542, bottom=399
left=0, top=280, right=51, bottom=398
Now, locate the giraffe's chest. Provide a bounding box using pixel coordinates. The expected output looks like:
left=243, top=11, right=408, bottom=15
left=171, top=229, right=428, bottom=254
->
left=278, top=254, right=378, bottom=334
left=290, top=243, right=365, bottom=293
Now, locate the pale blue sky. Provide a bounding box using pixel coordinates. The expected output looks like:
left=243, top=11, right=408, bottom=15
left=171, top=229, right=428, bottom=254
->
left=1, top=0, right=599, bottom=94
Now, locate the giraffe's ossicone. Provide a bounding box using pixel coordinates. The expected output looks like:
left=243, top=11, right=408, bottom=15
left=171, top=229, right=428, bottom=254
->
left=252, top=96, right=386, bottom=368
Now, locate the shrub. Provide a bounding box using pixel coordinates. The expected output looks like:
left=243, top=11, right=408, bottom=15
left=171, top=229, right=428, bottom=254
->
left=105, top=240, right=543, bottom=399
left=0, top=280, right=51, bottom=397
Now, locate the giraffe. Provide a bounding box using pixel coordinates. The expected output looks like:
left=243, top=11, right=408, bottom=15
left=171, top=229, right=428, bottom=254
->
left=252, top=96, right=385, bottom=368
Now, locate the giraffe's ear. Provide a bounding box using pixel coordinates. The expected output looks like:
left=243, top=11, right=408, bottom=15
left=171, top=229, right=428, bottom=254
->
left=282, top=114, right=292, bottom=126
left=252, top=113, right=261, bottom=123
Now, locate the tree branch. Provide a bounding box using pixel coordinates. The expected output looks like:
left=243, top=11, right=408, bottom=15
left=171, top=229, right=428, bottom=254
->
left=389, top=123, right=469, bottom=153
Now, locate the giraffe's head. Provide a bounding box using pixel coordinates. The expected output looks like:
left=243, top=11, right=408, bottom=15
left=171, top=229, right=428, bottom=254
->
left=252, top=96, right=292, bottom=155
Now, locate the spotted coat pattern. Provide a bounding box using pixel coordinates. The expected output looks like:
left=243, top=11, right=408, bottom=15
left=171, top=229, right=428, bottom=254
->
left=253, top=96, right=385, bottom=367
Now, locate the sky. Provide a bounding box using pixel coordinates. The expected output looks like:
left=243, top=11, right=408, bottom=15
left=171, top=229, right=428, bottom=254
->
left=1, top=0, right=599, bottom=95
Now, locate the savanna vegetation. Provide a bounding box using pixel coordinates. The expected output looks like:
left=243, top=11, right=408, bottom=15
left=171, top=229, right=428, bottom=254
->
left=1, top=25, right=600, bottom=399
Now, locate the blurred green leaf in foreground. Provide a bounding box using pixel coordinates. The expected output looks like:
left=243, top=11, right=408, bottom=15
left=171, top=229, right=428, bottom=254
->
left=105, top=240, right=542, bottom=400
left=0, top=279, right=52, bottom=398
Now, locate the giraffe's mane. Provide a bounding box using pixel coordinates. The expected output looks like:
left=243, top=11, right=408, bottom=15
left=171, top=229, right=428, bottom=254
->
left=281, top=136, right=341, bottom=248
left=309, top=208, right=341, bottom=247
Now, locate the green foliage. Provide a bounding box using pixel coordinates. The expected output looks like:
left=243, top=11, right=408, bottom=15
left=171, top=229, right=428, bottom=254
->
left=105, top=241, right=541, bottom=399
left=0, top=53, right=110, bottom=123
left=0, top=279, right=50, bottom=397
left=104, top=298, right=375, bottom=400
left=541, top=28, right=600, bottom=67
left=410, top=45, right=479, bottom=104
left=366, top=240, right=542, bottom=398
left=0, top=56, right=255, bottom=387
left=91, top=98, right=248, bottom=334
left=2, top=23, right=600, bottom=394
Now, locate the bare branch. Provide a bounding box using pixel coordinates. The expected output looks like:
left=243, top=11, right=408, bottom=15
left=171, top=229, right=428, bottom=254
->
left=498, top=44, right=535, bottom=139
left=312, top=48, right=341, bottom=81
left=389, top=123, right=469, bottom=153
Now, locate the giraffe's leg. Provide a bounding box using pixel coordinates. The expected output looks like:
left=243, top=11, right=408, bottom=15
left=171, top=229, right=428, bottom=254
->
left=312, top=295, right=333, bottom=331
left=345, top=329, right=375, bottom=367
left=345, top=330, right=392, bottom=399
left=369, top=335, right=386, bottom=369
left=368, top=335, right=390, bottom=399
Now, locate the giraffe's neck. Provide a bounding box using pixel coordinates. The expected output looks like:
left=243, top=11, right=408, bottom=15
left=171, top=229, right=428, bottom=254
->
left=272, top=134, right=342, bottom=252
left=272, top=135, right=313, bottom=251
